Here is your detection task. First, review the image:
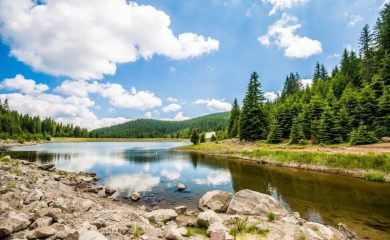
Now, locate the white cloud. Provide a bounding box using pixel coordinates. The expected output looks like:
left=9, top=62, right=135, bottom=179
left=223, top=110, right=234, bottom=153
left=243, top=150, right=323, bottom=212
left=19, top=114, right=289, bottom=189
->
left=193, top=98, right=232, bottom=112
left=162, top=103, right=181, bottom=113
left=55, top=80, right=162, bottom=110
left=0, top=0, right=219, bottom=80
left=264, top=91, right=278, bottom=102
left=104, top=173, right=160, bottom=192
left=161, top=112, right=190, bottom=121
left=161, top=169, right=181, bottom=181
left=300, top=79, right=313, bottom=88
left=345, top=13, right=362, bottom=27
left=194, top=171, right=231, bottom=185
left=166, top=97, right=178, bottom=103
left=145, top=112, right=152, bottom=119
left=0, top=74, right=48, bottom=95
left=261, top=0, right=310, bottom=15
left=258, top=13, right=322, bottom=58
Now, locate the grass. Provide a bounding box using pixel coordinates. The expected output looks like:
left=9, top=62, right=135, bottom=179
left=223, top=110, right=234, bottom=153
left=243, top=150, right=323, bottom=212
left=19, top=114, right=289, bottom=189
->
left=229, top=219, right=268, bottom=239
left=10, top=166, right=22, bottom=176
left=180, top=141, right=390, bottom=173
left=363, top=172, right=385, bottom=182
left=184, top=227, right=207, bottom=237
left=267, top=212, right=276, bottom=222
left=6, top=183, right=16, bottom=190
left=132, top=226, right=143, bottom=239
left=52, top=137, right=189, bottom=143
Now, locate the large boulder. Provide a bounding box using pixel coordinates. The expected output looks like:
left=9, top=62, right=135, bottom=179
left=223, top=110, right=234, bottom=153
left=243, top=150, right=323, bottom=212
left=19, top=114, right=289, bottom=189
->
left=27, top=226, right=56, bottom=239
left=199, top=190, right=233, bottom=212
left=24, top=189, right=43, bottom=204
left=0, top=211, right=31, bottom=237
left=303, top=222, right=336, bottom=240
left=145, top=209, right=178, bottom=223
left=197, top=210, right=223, bottom=227
left=226, top=189, right=288, bottom=216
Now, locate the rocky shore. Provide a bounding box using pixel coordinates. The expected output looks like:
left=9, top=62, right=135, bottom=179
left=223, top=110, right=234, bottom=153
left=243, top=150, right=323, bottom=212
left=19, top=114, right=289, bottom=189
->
left=0, top=156, right=352, bottom=240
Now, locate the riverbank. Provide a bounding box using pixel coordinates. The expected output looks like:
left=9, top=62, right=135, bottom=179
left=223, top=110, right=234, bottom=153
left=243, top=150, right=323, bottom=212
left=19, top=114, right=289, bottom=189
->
left=177, top=139, right=390, bottom=182
left=0, top=139, right=44, bottom=147
left=52, top=137, right=190, bottom=142
left=0, top=156, right=351, bottom=240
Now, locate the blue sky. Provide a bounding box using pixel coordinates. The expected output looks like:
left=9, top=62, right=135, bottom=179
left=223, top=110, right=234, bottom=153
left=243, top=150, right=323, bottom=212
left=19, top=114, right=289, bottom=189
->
left=0, top=0, right=387, bottom=129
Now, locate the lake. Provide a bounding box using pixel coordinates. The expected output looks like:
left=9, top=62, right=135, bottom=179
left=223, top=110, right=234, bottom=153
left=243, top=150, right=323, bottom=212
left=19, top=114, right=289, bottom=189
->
left=6, top=142, right=390, bottom=240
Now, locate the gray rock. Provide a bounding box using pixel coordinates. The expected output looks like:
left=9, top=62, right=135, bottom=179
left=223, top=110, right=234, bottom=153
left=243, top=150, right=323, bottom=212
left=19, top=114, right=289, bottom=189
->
left=47, top=208, right=63, bottom=222
left=207, top=222, right=228, bottom=237
left=145, top=209, right=178, bottom=223
left=0, top=225, right=12, bottom=238
left=210, top=231, right=233, bottom=240
left=104, top=187, right=116, bottom=196
left=226, top=189, right=288, bottom=216
left=31, top=217, right=53, bottom=229
left=303, top=222, right=335, bottom=240
left=0, top=163, right=12, bottom=171
left=38, top=163, right=55, bottom=170
left=24, top=189, right=43, bottom=204
left=199, top=190, right=233, bottom=213
left=52, top=223, right=78, bottom=239
left=197, top=210, right=223, bottom=227
left=131, top=191, right=141, bottom=201
left=27, top=226, right=56, bottom=239
left=163, top=226, right=183, bottom=240
left=92, top=218, right=107, bottom=229
left=6, top=211, right=31, bottom=232
left=52, top=197, right=70, bottom=212
left=177, top=183, right=186, bottom=191
left=174, top=205, right=187, bottom=215
left=81, top=199, right=94, bottom=211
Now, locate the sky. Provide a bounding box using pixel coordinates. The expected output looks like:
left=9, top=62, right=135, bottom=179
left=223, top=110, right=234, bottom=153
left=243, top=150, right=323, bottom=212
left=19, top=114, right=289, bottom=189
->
left=0, top=0, right=388, bottom=129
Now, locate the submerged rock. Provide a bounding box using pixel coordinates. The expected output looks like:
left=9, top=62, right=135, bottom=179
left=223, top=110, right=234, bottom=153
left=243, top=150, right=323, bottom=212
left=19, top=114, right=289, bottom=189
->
left=131, top=191, right=141, bottom=201
left=177, top=183, right=186, bottom=191
left=199, top=190, right=233, bottom=213
left=226, top=189, right=288, bottom=216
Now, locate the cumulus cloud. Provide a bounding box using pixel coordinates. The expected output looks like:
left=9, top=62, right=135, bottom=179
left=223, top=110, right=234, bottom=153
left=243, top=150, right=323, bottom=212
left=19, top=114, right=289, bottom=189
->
left=161, top=112, right=190, bottom=121
left=193, top=98, right=232, bottom=112
left=145, top=112, right=152, bottom=119
left=261, top=0, right=310, bottom=15
left=162, top=103, right=181, bottom=113
left=0, top=74, right=48, bottom=95
left=345, top=13, right=362, bottom=28
left=0, top=75, right=129, bottom=130
left=264, top=91, right=278, bottom=102
left=300, top=79, right=313, bottom=88
left=0, top=0, right=219, bottom=80
left=166, top=97, right=178, bottom=102
left=258, top=13, right=322, bottom=58
left=194, top=171, right=231, bottom=185
left=55, top=80, right=162, bottom=110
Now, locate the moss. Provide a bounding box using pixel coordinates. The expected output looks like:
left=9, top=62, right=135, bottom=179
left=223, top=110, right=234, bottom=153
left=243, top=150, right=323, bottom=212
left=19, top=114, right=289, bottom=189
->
left=363, top=172, right=385, bottom=182
left=267, top=212, right=276, bottom=222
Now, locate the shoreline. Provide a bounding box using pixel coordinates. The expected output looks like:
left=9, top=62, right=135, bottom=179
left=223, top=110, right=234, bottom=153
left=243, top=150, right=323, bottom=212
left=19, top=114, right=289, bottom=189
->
left=175, top=140, right=390, bottom=182
left=0, top=156, right=352, bottom=240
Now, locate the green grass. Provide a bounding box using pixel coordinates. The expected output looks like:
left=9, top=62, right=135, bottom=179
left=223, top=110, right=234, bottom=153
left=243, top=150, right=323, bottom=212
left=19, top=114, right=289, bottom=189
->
left=363, top=172, right=385, bottom=182
left=267, top=212, right=276, bottom=222
left=243, top=150, right=390, bottom=172
left=132, top=226, right=143, bottom=239
left=229, top=219, right=268, bottom=239
left=184, top=227, right=207, bottom=237
left=6, top=183, right=16, bottom=190
left=10, top=166, right=22, bottom=176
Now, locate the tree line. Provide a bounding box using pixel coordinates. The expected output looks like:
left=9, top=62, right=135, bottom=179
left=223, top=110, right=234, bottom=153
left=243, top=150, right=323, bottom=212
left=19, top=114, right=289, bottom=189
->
left=0, top=99, right=89, bottom=142
left=224, top=4, right=390, bottom=146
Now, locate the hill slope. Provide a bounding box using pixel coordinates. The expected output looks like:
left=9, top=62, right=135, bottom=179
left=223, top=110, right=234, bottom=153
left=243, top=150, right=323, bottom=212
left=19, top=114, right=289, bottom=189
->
left=90, top=112, right=230, bottom=138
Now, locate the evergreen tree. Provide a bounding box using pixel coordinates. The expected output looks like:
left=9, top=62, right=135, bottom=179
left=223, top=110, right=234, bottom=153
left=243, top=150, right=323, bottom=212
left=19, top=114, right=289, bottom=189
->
left=190, top=129, right=200, bottom=145
left=320, top=64, right=329, bottom=81
left=200, top=133, right=206, bottom=143
left=267, top=119, right=283, bottom=144
left=289, top=118, right=306, bottom=144
left=282, top=72, right=302, bottom=98
left=337, top=107, right=351, bottom=141
left=350, top=124, right=378, bottom=145
left=359, top=24, right=374, bottom=83
left=227, top=98, right=240, bottom=138
left=319, top=107, right=341, bottom=144
left=313, top=62, right=321, bottom=83
left=239, top=72, right=268, bottom=141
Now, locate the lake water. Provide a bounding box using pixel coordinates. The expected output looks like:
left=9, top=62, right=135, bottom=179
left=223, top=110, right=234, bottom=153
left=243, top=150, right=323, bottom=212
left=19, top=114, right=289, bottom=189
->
left=6, top=142, right=390, bottom=240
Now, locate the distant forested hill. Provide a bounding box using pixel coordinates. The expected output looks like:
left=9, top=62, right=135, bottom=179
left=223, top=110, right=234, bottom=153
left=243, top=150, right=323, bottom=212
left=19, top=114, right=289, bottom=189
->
left=90, top=112, right=230, bottom=138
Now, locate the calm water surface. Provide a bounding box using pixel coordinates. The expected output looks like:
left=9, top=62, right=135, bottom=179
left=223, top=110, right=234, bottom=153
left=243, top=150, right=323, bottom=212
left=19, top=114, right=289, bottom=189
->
left=7, top=142, right=390, bottom=240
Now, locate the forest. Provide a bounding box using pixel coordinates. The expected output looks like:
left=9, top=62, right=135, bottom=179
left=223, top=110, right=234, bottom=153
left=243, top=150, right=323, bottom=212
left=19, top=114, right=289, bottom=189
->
left=223, top=4, right=390, bottom=146
left=0, top=98, right=89, bottom=142
left=90, top=112, right=229, bottom=138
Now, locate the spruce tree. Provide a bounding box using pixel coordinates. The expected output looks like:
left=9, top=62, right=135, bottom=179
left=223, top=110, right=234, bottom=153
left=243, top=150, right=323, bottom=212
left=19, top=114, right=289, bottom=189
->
left=350, top=124, right=378, bottom=145
left=190, top=129, right=199, bottom=145
left=239, top=72, right=268, bottom=141
left=227, top=98, right=240, bottom=138
left=267, top=119, right=283, bottom=144
left=289, top=118, right=306, bottom=144
left=313, top=62, right=321, bottom=83
left=319, top=107, right=341, bottom=144
left=359, top=24, right=374, bottom=83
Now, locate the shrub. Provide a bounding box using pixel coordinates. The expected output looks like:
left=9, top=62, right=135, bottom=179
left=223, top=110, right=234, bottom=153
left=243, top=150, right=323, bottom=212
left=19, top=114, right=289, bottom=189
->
left=267, top=212, right=276, bottom=221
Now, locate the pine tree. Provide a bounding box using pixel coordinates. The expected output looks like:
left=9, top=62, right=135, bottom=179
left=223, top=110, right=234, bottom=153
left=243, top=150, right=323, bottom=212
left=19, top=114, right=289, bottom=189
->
left=319, top=107, right=341, bottom=144
left=227, top=98, right=240, bottom=138
left=320, top=64, right=329, bottom=81
left=190, top=129, right=200, bottom=145
left=239, top=72, right=268, bottom=141
left=313, top=62, right=321, bottom=83
left=267, top=119, right=283, bottom=144
left=358, top=85, right=378, bottom=126
left=350, top=124, right=378, bottom=145
left=359, top=24, right=374, bottom=83
left=337, top=107, right=351, bottom=141
left=200, top=133, right=206, bottom=143
left=289, top=118, right=306, bottom=144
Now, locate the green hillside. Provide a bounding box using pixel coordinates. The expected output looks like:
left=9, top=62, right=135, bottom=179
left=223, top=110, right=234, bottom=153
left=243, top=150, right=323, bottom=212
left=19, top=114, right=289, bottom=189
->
left=90, top=112, right=230, bottom=138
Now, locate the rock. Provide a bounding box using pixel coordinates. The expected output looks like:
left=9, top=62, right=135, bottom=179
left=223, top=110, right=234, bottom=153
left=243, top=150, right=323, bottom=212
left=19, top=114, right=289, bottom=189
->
left=47, top=208, right=63, bottom=222
left=53, top=197, right=70, bottom=212
left=104, top=187, right=116, bottom=196
left=92, top=218, right=107, bottom=229
left=0, top=163, right=12, bottom=171
left=20, top=160, right=31, bottom=165
left=131, top=191, right=141, bottom=201
left=226, top=189, right=288, bottom=216
left=210, top=231, right=233, bottom=240
left=199, top=190, right=233, bottom=213
left=52, top=223, right=78, bottom=239
left=31, top=217, right=53, bottom=229
left=145, top=209, right=178, bottom=223
left=197, top=210, right=223, bottom=227
left=303, top=222, right=335, bottom=240
left=27, top=226, right=56, bottom=239
left=79, top=222, right=107, bottom=240
left=24, top=189, right=43, bottom=204
left=174, top=205, right=187, bottom=215
left=0, top=155, right=11, bottom=160
left=38, top=163, right=55, bottom=170
left=77, top=176, right=94, bottom=182
left=177, top=183, right=186, bottom=191
left=53, top=175, right=61, bottom=181
left=0, top=211, right=31, bottom=236
left=0, top=200, right=10, bottom=214
left=207, top=222, right=228, bottom=237
left=163, top=225, right=183, bottom=240
left=81, top=199, right=94, bottom=211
